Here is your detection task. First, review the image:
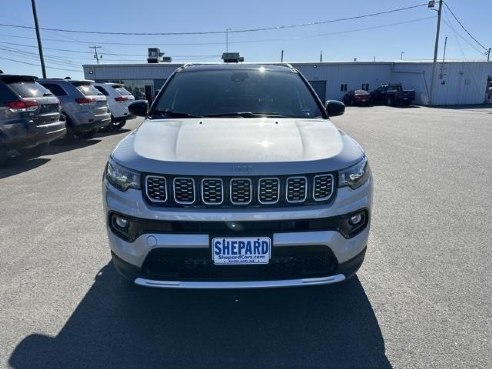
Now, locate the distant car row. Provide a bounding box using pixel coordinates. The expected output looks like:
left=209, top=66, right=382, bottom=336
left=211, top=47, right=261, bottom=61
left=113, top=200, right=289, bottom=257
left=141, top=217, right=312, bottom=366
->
left=0, top=73, right=135, bottom=166
left=342, top=84, right=416, bottom=106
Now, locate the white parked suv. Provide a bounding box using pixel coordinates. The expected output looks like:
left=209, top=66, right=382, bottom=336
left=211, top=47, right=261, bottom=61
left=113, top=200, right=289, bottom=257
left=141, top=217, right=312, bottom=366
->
left=94, top=83, right=135, bottom=129
left=102, top=64, right=373, bottom=289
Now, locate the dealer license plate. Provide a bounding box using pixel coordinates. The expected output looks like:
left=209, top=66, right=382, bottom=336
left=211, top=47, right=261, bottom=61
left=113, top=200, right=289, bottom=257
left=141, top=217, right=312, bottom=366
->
left=212, top=237, right=271, bottom=265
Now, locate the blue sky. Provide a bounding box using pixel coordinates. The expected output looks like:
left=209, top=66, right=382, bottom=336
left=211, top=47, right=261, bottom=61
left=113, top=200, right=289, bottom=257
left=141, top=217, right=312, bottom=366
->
left=0, top=0, right=490, bottom=79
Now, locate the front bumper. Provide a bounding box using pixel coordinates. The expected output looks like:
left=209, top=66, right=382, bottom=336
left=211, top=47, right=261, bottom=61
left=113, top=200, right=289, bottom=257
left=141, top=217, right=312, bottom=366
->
left=112, top=247, right=366, bottom=289
left=103, top=177, right=373, bottom=289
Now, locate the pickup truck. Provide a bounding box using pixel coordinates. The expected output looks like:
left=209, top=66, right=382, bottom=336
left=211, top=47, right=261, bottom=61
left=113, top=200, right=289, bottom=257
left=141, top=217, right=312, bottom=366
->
left=371, top=83, right=415, bottom=106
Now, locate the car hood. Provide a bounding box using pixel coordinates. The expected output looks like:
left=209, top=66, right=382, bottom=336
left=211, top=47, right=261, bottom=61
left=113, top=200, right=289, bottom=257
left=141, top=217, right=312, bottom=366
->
left=111, top=118, right=364, bottom=175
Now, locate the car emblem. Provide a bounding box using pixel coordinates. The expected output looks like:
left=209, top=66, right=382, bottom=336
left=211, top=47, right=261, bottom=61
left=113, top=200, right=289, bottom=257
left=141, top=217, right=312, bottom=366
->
left=232, top=164, right=253, bottom=173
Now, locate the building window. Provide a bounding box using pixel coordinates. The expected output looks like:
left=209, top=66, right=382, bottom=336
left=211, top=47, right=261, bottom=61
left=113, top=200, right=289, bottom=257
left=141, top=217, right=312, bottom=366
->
left=361, top=83, right=369, bottom=91
left=340, top=83, right=348, bottom=92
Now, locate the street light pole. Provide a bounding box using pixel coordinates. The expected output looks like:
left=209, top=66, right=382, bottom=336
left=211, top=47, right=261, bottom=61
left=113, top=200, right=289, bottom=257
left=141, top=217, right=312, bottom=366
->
left=400, top=51, right=405, bottom=60
left=226, top=28, right=232, bottom=54
left=30, top=0, right=46, bottom=78
left=429, top=0, right=443, bottom=106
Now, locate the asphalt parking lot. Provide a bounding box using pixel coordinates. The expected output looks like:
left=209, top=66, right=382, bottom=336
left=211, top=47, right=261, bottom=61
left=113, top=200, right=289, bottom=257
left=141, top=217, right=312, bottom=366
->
left=1, top=105, right=491, bottom=369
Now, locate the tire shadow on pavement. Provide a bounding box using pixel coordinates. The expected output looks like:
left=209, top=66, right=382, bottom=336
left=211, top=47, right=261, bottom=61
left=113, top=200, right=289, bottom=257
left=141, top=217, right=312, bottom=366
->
left=9, top=263, right=393, bottom=369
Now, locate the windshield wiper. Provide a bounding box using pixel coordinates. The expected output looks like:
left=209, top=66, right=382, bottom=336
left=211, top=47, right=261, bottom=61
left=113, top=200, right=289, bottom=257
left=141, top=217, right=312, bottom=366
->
left=153, top=109, right=202, bottom=118
left=203, top=112, right=289, bottom=118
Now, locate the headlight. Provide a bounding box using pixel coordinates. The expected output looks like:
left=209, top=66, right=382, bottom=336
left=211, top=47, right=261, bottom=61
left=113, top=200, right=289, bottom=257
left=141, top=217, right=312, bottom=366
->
left=105, top=158, right=141, bottom=191
left=338, top=156, right=371, bottom=189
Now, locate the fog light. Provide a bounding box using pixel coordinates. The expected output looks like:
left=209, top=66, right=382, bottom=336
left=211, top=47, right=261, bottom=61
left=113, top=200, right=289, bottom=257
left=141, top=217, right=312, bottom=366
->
left=115, top=216, right=129, bottom=228
left=349, top=213, right=363, bottom=226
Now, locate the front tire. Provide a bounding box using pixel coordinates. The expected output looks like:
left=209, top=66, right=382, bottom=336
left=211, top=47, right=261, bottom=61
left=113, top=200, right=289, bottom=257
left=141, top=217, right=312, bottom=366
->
left=386, top=97, right=393, bottom=106
left=112, top=119, right=126, bottom=130
left=0, top=143, right=7, bottom=167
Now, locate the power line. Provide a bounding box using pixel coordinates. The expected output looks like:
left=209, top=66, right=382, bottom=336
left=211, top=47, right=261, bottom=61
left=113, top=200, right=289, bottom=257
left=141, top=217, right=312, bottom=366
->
left=0, top=3, right=429, bottom=36
left=441, top=18, right=484, bottom=56
left=0, top=16, right=436, bottom=52
left=443, top=2, right=487, bottom=52
left=0, top=46, right=82, bottom=66
left=442, top=12, right=466, bottom=59
left=0, top=56, right=82, bottom=72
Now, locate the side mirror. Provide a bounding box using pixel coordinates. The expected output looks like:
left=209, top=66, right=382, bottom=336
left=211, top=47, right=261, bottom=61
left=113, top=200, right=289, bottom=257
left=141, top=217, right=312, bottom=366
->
left=325, top=100, right=345, bottom=117
left=128, top=100, right=149, bottom=117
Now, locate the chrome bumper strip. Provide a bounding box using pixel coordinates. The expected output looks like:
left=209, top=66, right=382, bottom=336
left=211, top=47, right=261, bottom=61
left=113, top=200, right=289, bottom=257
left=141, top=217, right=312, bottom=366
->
left=134, top=274, right=346, bottom=289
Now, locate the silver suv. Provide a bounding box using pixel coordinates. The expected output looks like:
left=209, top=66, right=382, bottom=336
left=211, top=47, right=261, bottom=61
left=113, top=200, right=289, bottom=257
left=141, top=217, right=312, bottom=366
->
left=39, top=79, right=111, bottom=139
left=103, top=64, right=373, bottom=289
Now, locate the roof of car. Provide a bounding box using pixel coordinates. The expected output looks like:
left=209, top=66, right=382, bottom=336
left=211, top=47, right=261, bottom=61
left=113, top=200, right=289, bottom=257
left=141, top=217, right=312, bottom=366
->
left=177, top=63, right=297, bottom=73
left=0, top=74, right=37, bottom=81
left=38, top=78, right=94, bottom=83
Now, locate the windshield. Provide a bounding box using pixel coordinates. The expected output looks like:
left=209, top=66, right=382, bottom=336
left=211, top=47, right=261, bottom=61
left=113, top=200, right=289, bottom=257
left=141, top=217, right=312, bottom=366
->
left=114, top=86, right=132, bottom=96
left=73, top=82, right=103, bottom=96
left=153, top=68, right=323, bottom=118
left=7, top=81, right=53, bottom=98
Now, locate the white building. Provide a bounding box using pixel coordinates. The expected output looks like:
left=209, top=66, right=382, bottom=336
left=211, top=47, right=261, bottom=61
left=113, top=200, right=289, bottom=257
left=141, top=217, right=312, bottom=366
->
left=83, top=61, right=492, bottom=106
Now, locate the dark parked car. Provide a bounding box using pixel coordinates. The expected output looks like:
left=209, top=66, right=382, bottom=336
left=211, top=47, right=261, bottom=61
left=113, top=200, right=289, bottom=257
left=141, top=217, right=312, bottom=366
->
left=371, top=83, right=415, bottom=106
left=0, top=74, right=66, bottom=166
left=342, top=90, right=371, bottom=106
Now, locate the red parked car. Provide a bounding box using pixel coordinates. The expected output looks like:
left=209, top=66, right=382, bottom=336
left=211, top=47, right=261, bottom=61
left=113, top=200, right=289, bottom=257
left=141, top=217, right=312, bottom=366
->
left=342, top=90, right=371, bottom=106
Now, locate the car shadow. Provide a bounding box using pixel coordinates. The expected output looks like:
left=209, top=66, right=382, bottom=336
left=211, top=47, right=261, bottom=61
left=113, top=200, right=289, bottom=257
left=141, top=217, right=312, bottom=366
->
left=9, top=263, right=392, bottom=369
left=0, top=157, right=51, bottom=179
left=45, top=139, right=101, bottom=155
left=97, top=128, right=132, bottom=137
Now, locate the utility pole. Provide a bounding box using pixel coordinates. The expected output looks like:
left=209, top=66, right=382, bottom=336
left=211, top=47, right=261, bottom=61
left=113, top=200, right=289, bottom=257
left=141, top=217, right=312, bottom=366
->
left=487, top=48, right=491, bottom=62
left=90, top=46, right=102, bottom=64
left=429, top=0, right=443, bottom=106
left=31, top=0, right=46, bottom=78
left=226, top=28, right=231, bottom=54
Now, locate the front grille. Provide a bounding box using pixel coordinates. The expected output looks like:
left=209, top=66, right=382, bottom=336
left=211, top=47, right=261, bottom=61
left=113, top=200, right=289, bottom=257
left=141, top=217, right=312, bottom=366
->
left=144, top=173, right=336, bottom=207
left=259, top=178, right=280, bottom=204
left=202, top=178, right=223, bottom=205
left=173, top=178, right=195, bottom=204
left=230, top=178, right=252, bottom=204
left=145, top=176, right=167, bottom=202
left=313, top=174, right=334, bottom=201
left=286, top=177, right=307, bottom=203
left=142, top=246, right=338, bottom=281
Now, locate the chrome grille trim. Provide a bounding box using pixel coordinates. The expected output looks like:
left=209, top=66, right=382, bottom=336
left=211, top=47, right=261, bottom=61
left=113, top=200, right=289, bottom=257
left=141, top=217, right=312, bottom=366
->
left=173, top=177, right=195, bottom=204
left=258, top=178, right=280, bottom=204
left=201, top=178, right=224, bottom=205
left=313, top=174, right=334, bottom=201
left=286, top=176, right=308, bottom=203
left=144, top=173, right=335, bottom=206
left=145, top=175, right=168, bottom=203
left=230, top=178, right=252, bottom=205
